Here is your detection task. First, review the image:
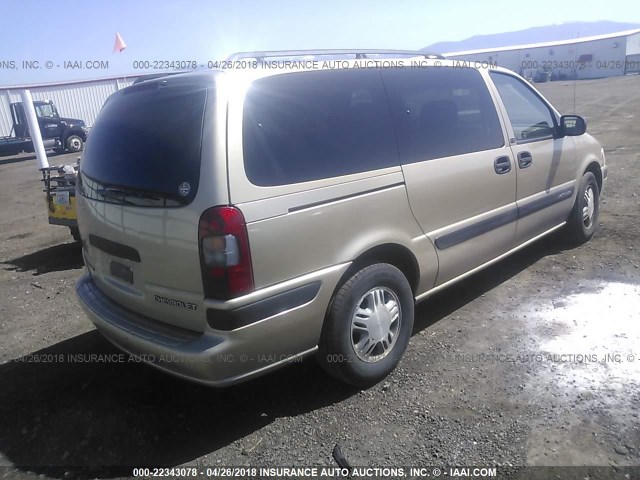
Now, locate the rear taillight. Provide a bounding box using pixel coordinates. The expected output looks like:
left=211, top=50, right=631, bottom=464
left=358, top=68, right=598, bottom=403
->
left=198, top=206, right=254, bottom=300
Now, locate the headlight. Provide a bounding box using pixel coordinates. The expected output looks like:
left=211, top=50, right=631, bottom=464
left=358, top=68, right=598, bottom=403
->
left=82, top=126, right=90, bottom=133
left=600, top=147, right=606, bottom=165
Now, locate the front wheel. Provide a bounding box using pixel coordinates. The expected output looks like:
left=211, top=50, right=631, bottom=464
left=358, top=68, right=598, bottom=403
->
left=66, top=135, right=84, bottom=153
left=318, top=263, right=414, bottom=387
left=563, top=171, right=600, bottom=245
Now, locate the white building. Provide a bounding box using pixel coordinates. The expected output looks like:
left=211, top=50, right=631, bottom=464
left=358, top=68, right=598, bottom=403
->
left=444, top=29, right=640, bottom=81
left=2, top=30, right=639, bottom=136
left=0, top=75, right=143, bottom=137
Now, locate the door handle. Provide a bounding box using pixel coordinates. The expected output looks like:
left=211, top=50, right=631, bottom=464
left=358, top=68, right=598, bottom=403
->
left=518, top=151, right=533, bottom=168
left=494, top=156, right=512, bottom=174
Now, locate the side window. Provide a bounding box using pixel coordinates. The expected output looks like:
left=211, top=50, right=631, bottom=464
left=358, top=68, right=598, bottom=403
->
left=489, top=72, right=556, bottom=143
left=382, top=67, right=504, bottom=164
left=242, top=69, right=399, bottom=186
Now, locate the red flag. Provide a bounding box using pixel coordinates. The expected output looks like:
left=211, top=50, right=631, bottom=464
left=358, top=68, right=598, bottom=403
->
left=113, top=32, right=127, bottom=53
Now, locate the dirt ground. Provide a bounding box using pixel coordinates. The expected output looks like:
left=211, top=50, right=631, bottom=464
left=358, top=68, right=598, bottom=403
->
left=0, top=75, right=639, bottom=480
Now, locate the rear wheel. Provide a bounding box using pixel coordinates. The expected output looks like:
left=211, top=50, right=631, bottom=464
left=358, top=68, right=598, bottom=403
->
left=70, top=227, right=81, bottom=243
left=563, top=171, right=600, bottom=245
left=66, top=135, right=84, bottom=153
left=318, top=263, right=414, bottom=386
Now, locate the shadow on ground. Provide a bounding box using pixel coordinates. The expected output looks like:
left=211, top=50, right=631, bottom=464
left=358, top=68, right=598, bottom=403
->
left=0, top=331, right=358, bottom=478
left=412, top=234, right=564, bottom=333
left=0, top=235, right=568, bottom=478
left=3, top=242, right=83, bottom=275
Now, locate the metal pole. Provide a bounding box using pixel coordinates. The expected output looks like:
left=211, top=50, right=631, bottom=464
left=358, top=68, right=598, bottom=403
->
left=19, top=89, right=49, bottom=169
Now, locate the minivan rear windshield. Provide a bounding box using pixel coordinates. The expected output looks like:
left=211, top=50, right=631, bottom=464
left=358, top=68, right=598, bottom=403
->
left=80, top=83, right=207, bottom=205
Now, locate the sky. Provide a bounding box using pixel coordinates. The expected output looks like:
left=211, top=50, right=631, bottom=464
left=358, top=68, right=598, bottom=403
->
left=0, top=0, right=639, bottom=86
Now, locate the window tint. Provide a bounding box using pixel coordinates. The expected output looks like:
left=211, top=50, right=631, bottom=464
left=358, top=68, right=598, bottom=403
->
left=242, top=69, right=399, bottom=186
left=489, top=72, right=556, bottom=143
left=382, top=67, right=504, bottom=164
left=80, top=84, right=207, bottom=205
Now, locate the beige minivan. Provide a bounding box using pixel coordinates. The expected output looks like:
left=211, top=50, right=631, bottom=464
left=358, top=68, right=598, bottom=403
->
left=75, top=50, right=607, bottom=387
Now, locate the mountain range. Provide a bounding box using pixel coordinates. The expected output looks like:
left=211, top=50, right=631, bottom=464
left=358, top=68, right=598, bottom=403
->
left=422, top=21, right=640, bottom=54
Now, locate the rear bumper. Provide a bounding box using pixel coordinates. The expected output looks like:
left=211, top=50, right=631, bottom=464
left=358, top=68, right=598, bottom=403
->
left=75, top=263, right=349, bottom=387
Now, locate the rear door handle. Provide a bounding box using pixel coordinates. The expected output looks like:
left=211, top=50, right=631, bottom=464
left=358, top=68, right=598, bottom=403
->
left=494, top=156, right=512, bottom=174
left=518, top=151, right=533, bottom=168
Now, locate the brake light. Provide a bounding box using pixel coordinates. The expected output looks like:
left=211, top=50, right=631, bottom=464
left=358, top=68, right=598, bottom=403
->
left=198, top=206, right=254, bottom=299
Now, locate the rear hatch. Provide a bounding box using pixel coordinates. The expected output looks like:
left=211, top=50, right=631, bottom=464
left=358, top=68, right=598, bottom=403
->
left=77, top=75, right=216, bottom=332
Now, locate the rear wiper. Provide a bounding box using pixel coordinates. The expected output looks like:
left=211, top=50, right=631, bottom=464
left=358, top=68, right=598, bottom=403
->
left=95, top=188, right=138, bottom=205
left=97, top=188, right=161, bottom=201
left=96, top=187, right=184, bottom=206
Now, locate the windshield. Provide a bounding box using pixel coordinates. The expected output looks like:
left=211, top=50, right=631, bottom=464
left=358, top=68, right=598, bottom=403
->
left=35, top=103, right=58, bottom=118
left=80, top=83, right=207, bottom=206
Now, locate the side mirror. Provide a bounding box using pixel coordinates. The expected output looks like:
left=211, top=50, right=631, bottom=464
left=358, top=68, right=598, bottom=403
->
left=560, top=115, right=586, bottom=136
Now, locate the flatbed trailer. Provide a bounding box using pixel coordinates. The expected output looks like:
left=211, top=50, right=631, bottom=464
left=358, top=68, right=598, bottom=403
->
left=0, top=136, right=31, bottom=157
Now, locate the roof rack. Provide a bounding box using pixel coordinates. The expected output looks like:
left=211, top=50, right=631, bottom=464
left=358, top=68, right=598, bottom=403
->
left=132, top=72, right=186, bottom=84
left=227, top=49, right=445, bottom=61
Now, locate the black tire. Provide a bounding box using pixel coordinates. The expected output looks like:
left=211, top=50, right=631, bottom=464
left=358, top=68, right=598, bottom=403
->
left=66, top=135, right=84, bottom=153
left=70, top=227, right=81, bottom=243
left=318, top=263, right=414, bottom=387
left=563, top=171, right=600, bottom=245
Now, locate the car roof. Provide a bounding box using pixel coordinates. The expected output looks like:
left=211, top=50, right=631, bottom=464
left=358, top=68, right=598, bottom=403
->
left=124, top=56, right=518, bottom=93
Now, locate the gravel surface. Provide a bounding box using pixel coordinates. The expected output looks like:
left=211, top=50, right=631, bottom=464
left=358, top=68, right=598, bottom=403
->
left=0, top=75, right=639, bottom=479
